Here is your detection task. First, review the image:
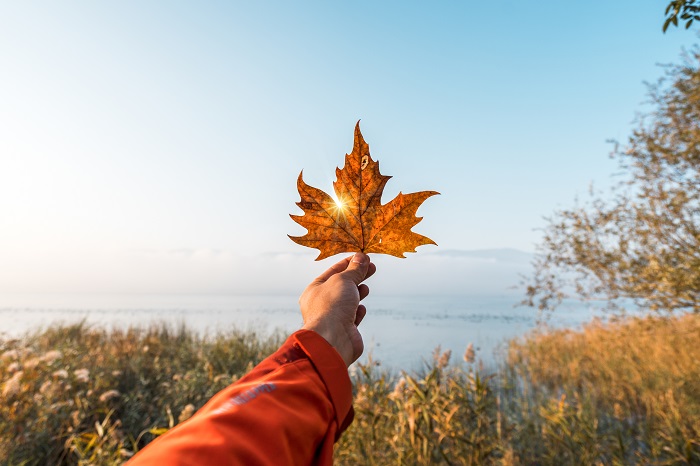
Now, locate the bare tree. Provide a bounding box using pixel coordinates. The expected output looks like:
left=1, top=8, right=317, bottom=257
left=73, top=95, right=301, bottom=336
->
left=524, top=49, right=700, bottom=315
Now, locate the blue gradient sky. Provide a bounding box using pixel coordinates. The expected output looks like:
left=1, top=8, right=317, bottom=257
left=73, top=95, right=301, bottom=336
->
left=0, top=1, right=692, bottom=293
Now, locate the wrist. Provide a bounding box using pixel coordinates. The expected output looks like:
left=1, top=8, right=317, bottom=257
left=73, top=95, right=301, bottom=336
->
left=301, top=321, right=354, bottom=367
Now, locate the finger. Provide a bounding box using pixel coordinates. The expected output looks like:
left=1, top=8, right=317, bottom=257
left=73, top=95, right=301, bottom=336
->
left=358, top=283, right=370, bottom=301
left=365, top=262, right=377, bottom=280
left=355, top=304, right=367, bottom=326
left=313, top=256, right=352, bottom=283
left=341, top=252, right=370, bottom=285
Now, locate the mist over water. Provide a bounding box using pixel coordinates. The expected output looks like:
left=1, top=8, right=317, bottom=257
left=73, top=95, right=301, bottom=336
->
left=0, top=292, right=601, bottom=370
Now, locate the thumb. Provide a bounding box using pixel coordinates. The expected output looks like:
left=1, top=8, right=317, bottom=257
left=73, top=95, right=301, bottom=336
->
left=342, top=252, right=370, bottom=285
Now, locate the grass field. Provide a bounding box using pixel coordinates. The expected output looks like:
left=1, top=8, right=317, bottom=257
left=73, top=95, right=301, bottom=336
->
left=1, top=314, right=699, bottom=465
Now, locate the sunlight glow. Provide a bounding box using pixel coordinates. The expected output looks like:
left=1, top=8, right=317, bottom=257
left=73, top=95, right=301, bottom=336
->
left=330, top=194, right=348, bottom=218
left=330, top=193, right=346, bottom=212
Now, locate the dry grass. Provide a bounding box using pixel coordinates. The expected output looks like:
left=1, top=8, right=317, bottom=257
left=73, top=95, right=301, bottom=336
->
left=0, top=322, right=281, bottom=465
left=1, top=314, right=699, bottom=465
left=336, top=350, right=501, bottom=465
left=504, top=313, right=700, bottom=465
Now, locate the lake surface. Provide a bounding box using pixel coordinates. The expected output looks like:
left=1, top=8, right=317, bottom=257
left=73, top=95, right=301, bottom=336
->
left=0, top=293, right=602, bottom=370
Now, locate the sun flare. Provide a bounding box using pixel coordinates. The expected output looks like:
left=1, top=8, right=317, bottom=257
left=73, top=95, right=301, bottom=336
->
left=332, top=195, right=345, bottom=212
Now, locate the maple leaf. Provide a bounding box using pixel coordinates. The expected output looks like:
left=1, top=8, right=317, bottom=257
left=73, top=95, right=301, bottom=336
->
left=289, top=122, right=439, bottom=260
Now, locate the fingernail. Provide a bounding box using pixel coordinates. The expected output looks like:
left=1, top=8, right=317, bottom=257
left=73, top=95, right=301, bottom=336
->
left=352, top=253, right=366, bottom=264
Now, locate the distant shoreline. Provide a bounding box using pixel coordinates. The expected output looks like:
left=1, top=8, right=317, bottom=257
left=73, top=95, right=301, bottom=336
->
left=3, top=293, right=603, bottom=370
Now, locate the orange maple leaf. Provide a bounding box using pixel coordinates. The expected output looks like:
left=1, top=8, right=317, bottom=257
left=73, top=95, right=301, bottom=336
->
left=289, top=122, right=439, bottom=260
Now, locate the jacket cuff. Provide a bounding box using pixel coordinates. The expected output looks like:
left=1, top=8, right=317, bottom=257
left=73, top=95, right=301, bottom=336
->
left=292, top=329, right=354, bottom=436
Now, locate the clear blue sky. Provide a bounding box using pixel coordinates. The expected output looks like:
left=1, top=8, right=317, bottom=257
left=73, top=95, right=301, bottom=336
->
left=0, top=1, right=692, bottom=294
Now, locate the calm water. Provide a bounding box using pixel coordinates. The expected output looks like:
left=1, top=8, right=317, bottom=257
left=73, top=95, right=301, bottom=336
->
left=0, top=293, right=601, bottom=370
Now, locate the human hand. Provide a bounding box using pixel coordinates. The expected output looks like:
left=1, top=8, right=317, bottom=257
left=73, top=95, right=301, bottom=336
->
left=300, top=252, right=376, bottom=367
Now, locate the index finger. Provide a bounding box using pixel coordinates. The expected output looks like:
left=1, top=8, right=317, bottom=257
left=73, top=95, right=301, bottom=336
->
left=364, top=262, right=377, bottom=281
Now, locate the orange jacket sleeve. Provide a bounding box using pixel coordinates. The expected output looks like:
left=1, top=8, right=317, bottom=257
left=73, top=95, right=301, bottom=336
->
left=127, top=329, right=354, bottom=466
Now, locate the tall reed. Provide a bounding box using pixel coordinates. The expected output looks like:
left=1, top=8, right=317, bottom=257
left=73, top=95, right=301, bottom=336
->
left=0, top=322, right=281, bottom=464
left=1, top=314, right=699, bottom=465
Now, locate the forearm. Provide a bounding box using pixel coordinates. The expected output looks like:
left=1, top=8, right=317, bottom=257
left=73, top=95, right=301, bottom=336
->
left=127, top=330, right=354, bottom=465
